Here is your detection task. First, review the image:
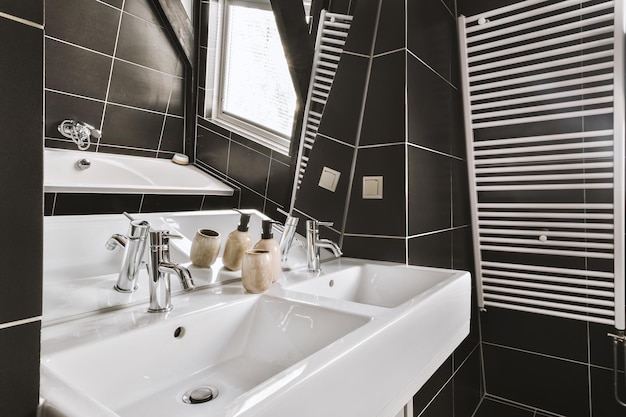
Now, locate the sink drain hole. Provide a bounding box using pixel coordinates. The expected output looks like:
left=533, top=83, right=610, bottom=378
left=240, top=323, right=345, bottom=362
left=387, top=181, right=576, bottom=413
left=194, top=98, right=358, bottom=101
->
left=183, top=386, right=219, bottom=404
left=173, top=326, right=185, bottom=339
left=328, top=279, right=335, bottom=288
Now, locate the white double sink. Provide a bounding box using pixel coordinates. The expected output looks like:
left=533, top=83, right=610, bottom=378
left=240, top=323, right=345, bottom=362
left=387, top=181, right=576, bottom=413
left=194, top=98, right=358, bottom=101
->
left=40, top=210, right=470, bottom=417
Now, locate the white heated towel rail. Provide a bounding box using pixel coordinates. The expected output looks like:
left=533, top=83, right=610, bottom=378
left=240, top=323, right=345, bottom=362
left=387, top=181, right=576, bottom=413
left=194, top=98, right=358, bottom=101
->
left=290, top=10, right=352, bottom=208
left=458, top=0, right=625, bottom=328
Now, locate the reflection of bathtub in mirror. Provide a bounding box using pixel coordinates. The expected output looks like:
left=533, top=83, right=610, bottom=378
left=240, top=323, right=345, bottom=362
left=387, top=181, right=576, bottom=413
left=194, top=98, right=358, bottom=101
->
left=44, top=148, right=233, bottom=195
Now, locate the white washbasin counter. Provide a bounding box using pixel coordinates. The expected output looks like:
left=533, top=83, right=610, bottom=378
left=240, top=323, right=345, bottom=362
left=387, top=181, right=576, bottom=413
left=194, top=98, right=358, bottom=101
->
left=40, top=210, right=471, bottom=417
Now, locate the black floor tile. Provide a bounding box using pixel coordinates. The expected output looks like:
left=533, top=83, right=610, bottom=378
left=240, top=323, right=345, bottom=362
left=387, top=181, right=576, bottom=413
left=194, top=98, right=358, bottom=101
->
left=474, top=398, right=534, bottom=417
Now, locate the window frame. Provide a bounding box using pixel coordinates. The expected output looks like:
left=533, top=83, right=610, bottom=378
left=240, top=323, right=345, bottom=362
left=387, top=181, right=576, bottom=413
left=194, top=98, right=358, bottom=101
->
left=208, top=0, right=298, bottom=154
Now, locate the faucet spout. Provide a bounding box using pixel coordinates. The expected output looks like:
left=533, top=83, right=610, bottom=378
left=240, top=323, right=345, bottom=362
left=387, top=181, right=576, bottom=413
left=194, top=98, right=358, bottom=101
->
left=306, top=220, right=342, bottom=273
left=147, top=229, right=195, bottom=312
left=315, top=239, right=343, bottom=258
left=159, top=262, right=195, bottom=291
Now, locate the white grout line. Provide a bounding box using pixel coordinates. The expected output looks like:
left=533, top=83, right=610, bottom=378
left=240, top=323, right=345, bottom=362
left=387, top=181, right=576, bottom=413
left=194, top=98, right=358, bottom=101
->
left=0, top=11, right=43, bottom=29
left=0, top=316, right=42, bottom=331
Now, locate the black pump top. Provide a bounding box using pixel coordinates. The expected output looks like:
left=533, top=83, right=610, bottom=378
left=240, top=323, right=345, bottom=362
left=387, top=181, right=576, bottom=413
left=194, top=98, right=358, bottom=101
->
left=260, top=219, right=274, bottom=239
left=235, top=209, right=251, bottom=232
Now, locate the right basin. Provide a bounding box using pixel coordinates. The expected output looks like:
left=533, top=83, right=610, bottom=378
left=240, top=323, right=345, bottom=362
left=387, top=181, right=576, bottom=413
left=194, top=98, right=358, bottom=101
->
left=286, top=259, right=465, bottom=308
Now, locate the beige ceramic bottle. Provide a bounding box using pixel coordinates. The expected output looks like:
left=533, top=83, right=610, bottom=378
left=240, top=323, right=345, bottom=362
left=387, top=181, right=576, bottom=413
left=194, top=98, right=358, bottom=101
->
left=252, top=220, right=281, bottom=282
left=222, top=210, right=252, bottom=271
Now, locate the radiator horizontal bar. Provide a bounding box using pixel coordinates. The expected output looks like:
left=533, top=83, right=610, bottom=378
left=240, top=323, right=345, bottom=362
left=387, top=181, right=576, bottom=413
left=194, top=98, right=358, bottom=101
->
left=478, top=211, right=613, bottom=219
left=475, top=162, right=613, bottom=174
left=475, top=151, right=613, bottom=166
left=467, top=14, right=613, bottom=55
left=482, top=260, right=615, bottom=278
left=472, top=97, right=614, bottom=121
left=477, top=183, right=613, bottom=191
left=484, top=285, right=615, bottom=306
left=473, top=108, right=613, bottom=129
left=482, top=269, right=615, bottom=288
left=467, top=26, right=613, bottom=64
left=470, top=61, right=613, bottom=92
left=484, top=293, right=614, bottom=315
left=471, top=85, right=613, bottom=111
left=474, top=130, right=613, bottom=148
left=465, top=0, right=603, bottom=29
left=478, top=220, right=614, bottom=230
left=476, top=172, right=613, bottom=183
left=321, top=28, right=349, bottom=38
left=483, top=301, right=615, bottom=325
left=466, top=2, right=614, bottom=43
left=470, top=73, right=613, bottom=101
left=480, top=236, right=614, bottom=250
left=325, top=12, right=353, bottom=20
left=468, top=39, right=613, bottom=75
left=480, top=228, right=614, bottom=240
left=480, top=244, right=614, bottom=258
left=478, top=203, right=614, bottom=209
left=483, top=278, right=614, bottom=297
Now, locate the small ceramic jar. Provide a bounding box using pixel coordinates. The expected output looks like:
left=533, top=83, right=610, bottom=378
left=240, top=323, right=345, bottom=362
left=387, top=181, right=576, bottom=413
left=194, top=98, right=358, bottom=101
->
left=241, top=249, right=274, bottom=293
left=189, top=229, right=221, bottom=267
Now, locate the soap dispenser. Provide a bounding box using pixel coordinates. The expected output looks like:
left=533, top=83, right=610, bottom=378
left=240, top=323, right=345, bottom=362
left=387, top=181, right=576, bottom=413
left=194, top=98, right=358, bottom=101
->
left=253, top=220, right=281, bottom=282
left=222, top=210, right=253, bottom=271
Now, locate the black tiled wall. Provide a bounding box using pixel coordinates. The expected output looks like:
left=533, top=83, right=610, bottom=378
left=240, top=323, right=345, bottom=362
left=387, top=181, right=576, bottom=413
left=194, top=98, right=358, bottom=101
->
left=44, top=0, right=185, bottom=158
left=0, top=4, right=43, bottom=417
left=457, top=0, right=625, bottom=416
left=290, top=0, right=481, bottom=416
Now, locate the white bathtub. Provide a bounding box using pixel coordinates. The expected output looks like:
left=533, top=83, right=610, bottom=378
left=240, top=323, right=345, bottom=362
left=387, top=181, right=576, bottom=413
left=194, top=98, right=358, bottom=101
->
left=44, top=148, right=234, bottom=195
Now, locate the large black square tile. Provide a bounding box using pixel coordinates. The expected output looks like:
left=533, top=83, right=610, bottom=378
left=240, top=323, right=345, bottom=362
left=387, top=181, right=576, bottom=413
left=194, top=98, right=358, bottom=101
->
left=413, top=356, right=453, bottom=416
left=344, top=145, right=406, bottom=236
left=116, top=11, right=180, bottom=75
left=45, top=0, right=120, bottom=55
left=483, top=344, right=590, bottom=417
left=45, top=38, right=111, bottom=100
left=238, top=187, right=265, bottom=212
left=196, top=125, right=230, bottom=175
left=407, top=55, right=458, bottom=155
left=54, top=193, right=142, bottom=215
left=0, top=0, right=43, bottom=24
left=474, top=398, right=534, bottom=417
left=342, top=0, right=380, bottom=55
left=417, top=378, right=454, bottom=417
left=168, top=76, right=185, bottom=117
left=452, top=226, right=474, bottom=271
left=373, top=0, right=404, bottom=54
left=108, top=59, right=173, bottom=113
left=101, top=104, right=164, bottom=150
left=481, top=307, right=588, bottom=362
left=317, top=54, right=370, bottom=146
left=45, top=91, right=105, bottom=141
left=452, top=158, right=470, bottom=227
left=590, top=366, right=626, bottom=417
left=408, top=230, right=452, bottom=269
left=159, top=116, right=184, bottom=155
left=407, top=0, right=455, bottom=82
left=341, top=235, right=406, bottom=263
left=140, top=194, right=203, bottom=213
left=0, top=322, right=41, bottom=417
left=227, top=142, right=270, bottom=196
left=454, top=347, right=483, bottom=417
left=408, top=146, right=452, bottom=235
left=124, top=0, right=160, bottom=25
left=266, top=159, right=291, bottom=207
left=293, top=136, right=355, bottom=230
left=202, top=193, right=240, bottom=211
left=360, top=50, right=406, bottom=146
left=589, top=322, right=616, bottom=369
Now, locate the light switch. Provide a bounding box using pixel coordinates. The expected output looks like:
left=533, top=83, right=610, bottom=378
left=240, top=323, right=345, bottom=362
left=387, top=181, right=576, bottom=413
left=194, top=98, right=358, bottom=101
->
left=318, top=166, right=341, bottom=192
left=363, top=176, right=383, bottom=199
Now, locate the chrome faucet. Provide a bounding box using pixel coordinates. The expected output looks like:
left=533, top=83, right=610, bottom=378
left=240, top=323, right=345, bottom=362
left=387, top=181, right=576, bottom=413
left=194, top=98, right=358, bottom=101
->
left=306, top=220, right=342, bottom=273
left=277, top=214, right=299, bottom=263
left=106, top=219, right=150, bottom=293
left=147, top=229, right=195, bottom=312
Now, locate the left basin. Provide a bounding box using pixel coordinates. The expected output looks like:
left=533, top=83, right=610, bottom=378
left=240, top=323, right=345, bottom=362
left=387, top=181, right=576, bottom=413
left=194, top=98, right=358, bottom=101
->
left=41, top=295, right=370, bottom=417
